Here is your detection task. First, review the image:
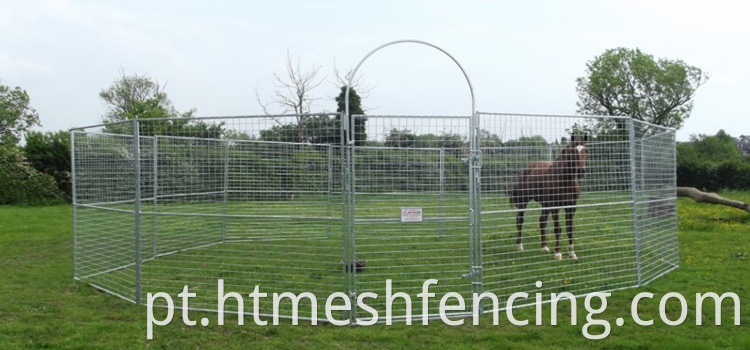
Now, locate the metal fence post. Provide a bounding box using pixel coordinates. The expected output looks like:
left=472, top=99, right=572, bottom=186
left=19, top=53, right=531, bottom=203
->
left=152, top=136, right=158, bottom=257
left=628, top=118, right=642, bottom=287
left=548, top=144, right=553, bottom=161
left=639, top=139, right=647, bottom=207
left=222, top=139, right=230, bottom=243
left=671, top=131, right=680, bottom=267
left=328, top=144, right=333, bottom=237
left=340, top=111, right=357, bottom=324
left=133, top=119, right=143, bottom=305
left=70, top=131, right=78, bottom=279
left=439, top=148, right=445, bottom=235
left=469, top=111, right=484, bottom=315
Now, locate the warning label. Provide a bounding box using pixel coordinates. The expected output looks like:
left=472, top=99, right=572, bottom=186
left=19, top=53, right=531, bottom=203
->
left=401, top=208, right=423, bottom=222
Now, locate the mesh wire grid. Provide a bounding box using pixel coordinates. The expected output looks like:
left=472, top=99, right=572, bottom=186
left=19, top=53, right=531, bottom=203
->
left=71, top=112, right=678, bottom=322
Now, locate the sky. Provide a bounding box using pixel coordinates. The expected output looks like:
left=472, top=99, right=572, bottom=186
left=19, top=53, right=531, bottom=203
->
left=0, top=0, right=748, bottom=141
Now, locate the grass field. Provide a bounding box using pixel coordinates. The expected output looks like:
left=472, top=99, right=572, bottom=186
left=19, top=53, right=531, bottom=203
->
left=1, top=192, right=749, bottom=349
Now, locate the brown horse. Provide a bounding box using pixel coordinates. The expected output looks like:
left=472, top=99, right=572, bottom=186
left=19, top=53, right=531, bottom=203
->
left=510, top=134, right=588, bottom=260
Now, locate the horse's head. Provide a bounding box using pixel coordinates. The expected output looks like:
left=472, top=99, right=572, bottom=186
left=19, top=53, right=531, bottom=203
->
left=563, top=134, right=588, bottom=178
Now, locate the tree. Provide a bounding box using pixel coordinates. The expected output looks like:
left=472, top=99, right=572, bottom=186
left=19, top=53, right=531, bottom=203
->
left=384, top=128, right=417, bottom=148
left=679, top=130, right=740, bottom=163
left=574, top=49, right=750, bottom=213
left=576, top=48, right=708, bottom=129
left=256, top=52, right=325, bottom=143
left=99, top=71, right=184, bottom=123
left=259, top=114, right=337, bottom=144
left=0, top=145, right=64, bottom=205
left=336, top=86, right=366, bottom=145
left=0, top=82, right=41, bottom=145
left=99, top=71, right=222, bottom=137
left=23, top=130, right=71, bottom=198
left=256, top=51, right=324, bottom=115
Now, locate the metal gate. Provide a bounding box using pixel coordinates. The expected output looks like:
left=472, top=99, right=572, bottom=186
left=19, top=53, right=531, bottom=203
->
left=343, top=114, right=478, bottom=322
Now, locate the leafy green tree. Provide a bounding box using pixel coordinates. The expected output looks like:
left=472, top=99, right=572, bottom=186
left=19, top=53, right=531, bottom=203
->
left=0, top=145, right=64, bottom=205
left=414, top=133, right=441, bottom=148
left=503, top=136, right=547, bottom=149
left=23, top=131, right=71, bottom=198
left=0, top=82, right=41, bottom=145
left=678, top=130, right=740, bottom=164
left=336, top=86, right=366, bottom=145
left=99, top=72, right=223, bottom=137
left=99, top=72, right=181, bottom=123
left=384, top=128, right=417, bottom=148
left=676, top=130, right=750, bottom=191
left=576, top=48, right=708, bottom=129
left=259, top=115, right=336, bottom=144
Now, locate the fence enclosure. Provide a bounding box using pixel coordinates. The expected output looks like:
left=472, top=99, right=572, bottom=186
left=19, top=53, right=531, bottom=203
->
left=72, top=112, right=678, bottom=322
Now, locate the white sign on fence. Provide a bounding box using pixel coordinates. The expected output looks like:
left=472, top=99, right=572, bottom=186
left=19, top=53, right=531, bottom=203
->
left=401, top=208, right=423, bottom=222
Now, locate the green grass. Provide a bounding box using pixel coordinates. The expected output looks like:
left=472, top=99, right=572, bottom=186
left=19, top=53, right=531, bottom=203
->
left=1, top=192, right=749, bottom=349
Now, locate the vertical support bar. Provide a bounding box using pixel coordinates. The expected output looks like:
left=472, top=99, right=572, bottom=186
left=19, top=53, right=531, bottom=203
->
left=327, top=144, right=333, bottom=237
left=340, top=111, right=357, bottom=324
left=222, top=139, right=230, bottom=242
left=70, top=131, right=78, bottom=279
left=152, top=137, right=158, bottom=257
left=639, top=140, right=647, bottom=207
left=548, top=144, right=553, bottom=161
left=670, top=131, right=679, bottom=267
left=133, top=119, right=143, bottom=305
left=469, top=112, right=483, bottom=315
left=439, top=148, right=445, bottom=235
left=628, top=118, right=642, bottom=287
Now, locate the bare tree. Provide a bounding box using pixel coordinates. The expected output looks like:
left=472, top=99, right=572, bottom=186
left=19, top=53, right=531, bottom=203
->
left=256, top=51, right=325, bottom=114
left=255, top=51, right=326, bottom=142
left=331, top=59, right=377, bottom=111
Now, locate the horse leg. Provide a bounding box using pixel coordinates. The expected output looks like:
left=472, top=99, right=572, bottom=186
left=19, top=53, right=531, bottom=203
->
left=565, top=207, right=578, bottom=260
left=539, top=209, right=550, bottom=253
left=515, top=202, right=527, bottom=252
left=552, top=210, right=562, bottom=260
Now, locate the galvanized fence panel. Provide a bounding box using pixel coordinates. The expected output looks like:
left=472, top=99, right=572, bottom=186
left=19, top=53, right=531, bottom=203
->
left=72, top=121, right=140, bottom=302
left=349, top=115, right=474, bottom=322
left=72, top=111, right=678, bottom=322
left=633, top=120, right=679, bottom=285
left=477, top=112, right=640, bottom=311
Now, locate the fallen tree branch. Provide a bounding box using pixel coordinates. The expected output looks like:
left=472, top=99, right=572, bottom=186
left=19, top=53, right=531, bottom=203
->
left=676, top=186, right=750, bottom=213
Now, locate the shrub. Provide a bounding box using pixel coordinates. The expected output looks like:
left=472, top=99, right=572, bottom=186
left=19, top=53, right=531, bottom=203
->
left=677, top=158, right=750, bottom=191
left=676, top=130, right=750, bottom=191
left=0, top=146, right=65, bottom=205
left=23, top=131, right=71, bottom=199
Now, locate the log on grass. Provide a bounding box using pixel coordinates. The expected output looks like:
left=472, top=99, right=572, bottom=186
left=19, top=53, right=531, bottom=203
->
left=676, top=186, right=750, bottom=214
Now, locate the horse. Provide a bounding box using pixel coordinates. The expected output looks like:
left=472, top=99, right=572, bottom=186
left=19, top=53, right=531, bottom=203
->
left=509, top=134, right=588, bottom=261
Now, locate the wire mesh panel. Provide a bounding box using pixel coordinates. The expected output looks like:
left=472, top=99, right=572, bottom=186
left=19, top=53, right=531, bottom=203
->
left=633, top=120, right=679, bottom=285
left=478, top=113, right=640, bottom=310
left=73, top=121, right=139, bottom=302
left=72, top=111, right=678, bottom=322
left=74, top=114, right=346, bottom=320
left=349, top=115, right=474, bottom=322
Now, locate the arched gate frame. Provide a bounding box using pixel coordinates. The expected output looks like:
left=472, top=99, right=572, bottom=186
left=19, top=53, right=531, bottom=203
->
left=343, top=40, right=483, bottom=322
